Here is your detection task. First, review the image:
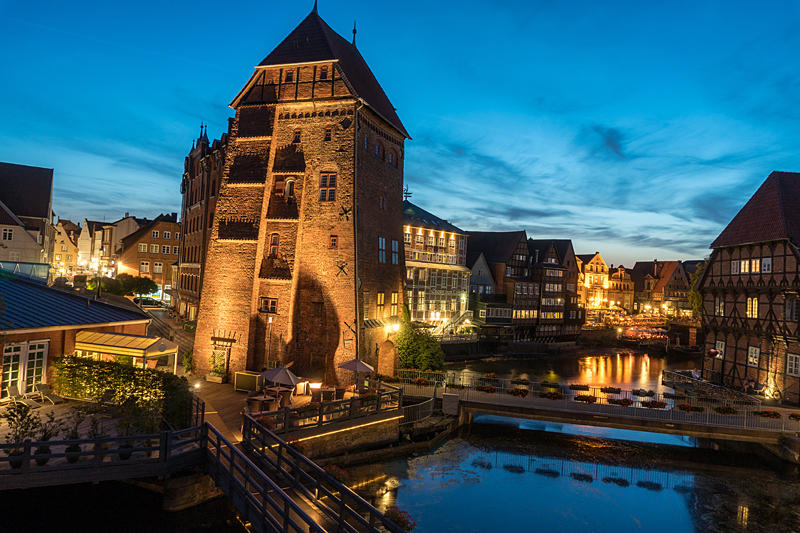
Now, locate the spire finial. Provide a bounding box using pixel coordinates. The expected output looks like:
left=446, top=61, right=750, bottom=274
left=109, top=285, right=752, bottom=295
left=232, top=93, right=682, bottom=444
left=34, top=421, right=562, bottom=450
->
left=352, top=21, right=357, bottom=46
left=312, top=0, right=318, bottom=14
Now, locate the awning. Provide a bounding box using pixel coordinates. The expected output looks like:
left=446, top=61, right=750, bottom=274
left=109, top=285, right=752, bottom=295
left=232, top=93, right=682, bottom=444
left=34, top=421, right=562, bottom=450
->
left=75, top=330, right=178, bottom=359
left=364, top=316, right=401, bottom=329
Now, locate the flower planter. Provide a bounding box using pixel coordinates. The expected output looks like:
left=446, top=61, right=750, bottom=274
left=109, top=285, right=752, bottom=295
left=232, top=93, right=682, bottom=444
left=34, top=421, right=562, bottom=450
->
left=641, top=400, right=667, bottom=409
left=65, top=444, right=82, bottom=464
left=569, top=385, right=590, bottom=391
left=540, top=382, right=560, bottom=389
left=475, top=385, right=496, bottom=394
left=574, top=395, right=597, bottom=403
left=608, top=398, right=634, bottom=407
left=117, top=444, right=134, bottom=460
left=714, top=406, right=738, bottom=415
left=600, top=387, right=621, bottom=394
left=8, top=453, right=24, bottom=469
left=632, top=390, right=655, bottom=397
left=205, top=374, right=225, bottom=384
left=508, top=388, right=528, bottom=398
left=539, top=391, right=564, bottom=401
left=34, top=447, right=51, bottom=466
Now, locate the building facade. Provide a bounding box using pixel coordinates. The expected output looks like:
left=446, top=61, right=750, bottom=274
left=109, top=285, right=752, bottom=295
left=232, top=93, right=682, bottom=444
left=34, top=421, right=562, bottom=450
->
left=529, top=239, right=585, bottom=341
left=52, top=219, right=81, bottom=277
left=698, top=171, right=800, bottom=403
left=175, top=127, right=227, bottom=321
left=0, top=162, right=55, bottom=265
left=629, top=260, right=692, bottom=316
left=402, top=201, right=470, bottom=332
left=193, top=8, right=408, bottom=382
left=116, top=214, right=181, bottom=302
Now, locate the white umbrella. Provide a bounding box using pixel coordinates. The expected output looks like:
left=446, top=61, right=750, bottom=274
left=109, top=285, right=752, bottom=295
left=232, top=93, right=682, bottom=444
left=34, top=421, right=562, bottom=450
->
left=260, top=366, right=301, bottom=387
left=338, top=359, right=375, bottom=373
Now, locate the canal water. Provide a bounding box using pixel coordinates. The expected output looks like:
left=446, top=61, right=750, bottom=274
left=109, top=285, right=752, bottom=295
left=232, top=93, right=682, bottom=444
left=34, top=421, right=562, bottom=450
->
left=345, top=353, right=800, bottom=533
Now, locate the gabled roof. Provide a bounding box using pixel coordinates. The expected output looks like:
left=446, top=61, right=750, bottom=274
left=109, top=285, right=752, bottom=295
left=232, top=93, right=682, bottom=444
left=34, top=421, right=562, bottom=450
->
left=0, top=199, right=25, bottom=228
left=527, top=239, right=558, bottom=265
left=551, top=240, right=575, bottom=264
left=83, top=220, right=106, bottom=237
left=57, top=219, right=81, bottom=234
left=403, top=201, right=464, bottom=234
left=0, top=162, right=53, bottom=220
left=682, top=260, right=705, bottom=279
left=119, top=213, right=179, bottom=251
left=253, top=11, right=408, bottom=139
left=711, top=171, right=800, bottom=248
left=576, top=252, right=607, bottom=267
left=0, top=271, right=148, bottom=332
left=466, top=231, right=527, bottom=265
left=628, top=261, right=682, bottom=293
left=650, top=261, right=681, bottom=294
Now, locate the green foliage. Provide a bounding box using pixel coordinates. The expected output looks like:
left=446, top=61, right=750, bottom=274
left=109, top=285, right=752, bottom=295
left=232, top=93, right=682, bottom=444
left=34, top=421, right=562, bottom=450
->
left=37, top=411, right=65, bottom=442
left=2, top=403, right=42, bottom=451
left=87, top=273, right=158, bottom=297
left=396, top=305, right=445, bottom=371
left=688, top=260, right=707, bottom=318
left=53, top=355, right=193, bottom=429
left=182, top=350, right=193, bottom=373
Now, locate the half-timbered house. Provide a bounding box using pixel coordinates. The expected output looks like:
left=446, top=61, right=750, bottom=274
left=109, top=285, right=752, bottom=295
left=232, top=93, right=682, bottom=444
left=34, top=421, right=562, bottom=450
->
left=698, top=171, right=800, bottom=403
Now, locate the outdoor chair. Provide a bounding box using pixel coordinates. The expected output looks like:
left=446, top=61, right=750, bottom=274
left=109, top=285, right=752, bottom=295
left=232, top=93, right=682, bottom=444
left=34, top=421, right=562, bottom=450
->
left=103, top=396, right=139, bottom=418
left=34, top=384, right=66, bottom=405
left=6, top=385, right=41, bottom=409
left=334, top=388, right=346, bottom=401
left=311, top=389, right=322, bottom=403
left=88, top=389, right=117, bottom=413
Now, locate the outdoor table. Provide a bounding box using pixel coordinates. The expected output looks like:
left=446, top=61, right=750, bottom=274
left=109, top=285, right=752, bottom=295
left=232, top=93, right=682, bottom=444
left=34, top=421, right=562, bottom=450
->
left=320, top=388, right=335, bottom=402
left=247, top=394, right=278, bottom=412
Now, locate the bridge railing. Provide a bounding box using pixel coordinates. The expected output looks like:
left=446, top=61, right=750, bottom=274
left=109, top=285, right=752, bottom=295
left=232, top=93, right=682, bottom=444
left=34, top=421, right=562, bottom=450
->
left=442, top=373, right=762, bottom=411
left=440, top=383, right=799, bottom=433
left=402, top=397, right=435, bottom=425
left=249, top=386, right=401, bottom=435
left=661, top=369, right=760, bottom=405
left=241, top=415, right=409, bottom=533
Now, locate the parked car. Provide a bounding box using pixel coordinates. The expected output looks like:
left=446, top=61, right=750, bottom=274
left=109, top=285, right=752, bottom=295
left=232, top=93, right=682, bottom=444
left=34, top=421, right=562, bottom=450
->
left=134, top=297, right=164, bottom=308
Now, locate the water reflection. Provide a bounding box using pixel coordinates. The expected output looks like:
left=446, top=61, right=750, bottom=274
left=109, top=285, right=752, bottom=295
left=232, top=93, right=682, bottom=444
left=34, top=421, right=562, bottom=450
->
left=446, top=352, right=698, bottom=393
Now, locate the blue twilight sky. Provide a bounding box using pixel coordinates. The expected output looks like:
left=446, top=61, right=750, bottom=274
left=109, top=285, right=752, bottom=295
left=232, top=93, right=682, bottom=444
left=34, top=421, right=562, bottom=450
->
left=2, top=1, right=800, bottom=267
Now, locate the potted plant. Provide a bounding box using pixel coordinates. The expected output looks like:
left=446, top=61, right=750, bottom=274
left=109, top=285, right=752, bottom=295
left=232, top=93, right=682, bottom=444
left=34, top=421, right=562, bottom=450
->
left=1, top=403, right=41, bottom=469
left=483, top=373, right=497, bottom=379
left=475, top=385, right=495, bottom=394
left=574, top=394, right=597, bottom=403
left=569, top=384, right=590, bottom=391
left=34, top=411, right=65, bottom=466
left=137, top=407, right=161, bottom=457
left=754, top=410, right=782, bottom=419
left=600, top=386, right=621, bottom=394
left=714, top=406, right=738, bottom=415
left=641, top=400, right=667, bottom=409
left=790, top=413, right=800, bottom=421
left=447, top=383, right=464, bottom=390
left=539, top=391, right=564, bottom=401
left=87, top=416, right=109, bottom=451
left=608, top=398, right=634, bottom=407
left=411, top=377, right=429, bottom=386
left=323, top=464, right=350, bottom=484
left=64, top=407, right=87, bottom=464
left=384, top=506, right=417, bottom=532
left=508, top=388, right=528, bottom=398
left=677, top=404, right=704, bottom=413
left=286, top=436, right=310, bottom=456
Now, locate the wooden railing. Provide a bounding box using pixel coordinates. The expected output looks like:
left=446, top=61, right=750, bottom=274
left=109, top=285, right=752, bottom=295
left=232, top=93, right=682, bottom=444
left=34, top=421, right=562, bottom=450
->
left=242, top=415, right=408, bottom=533
left=251, top=381, right=401, bottom=435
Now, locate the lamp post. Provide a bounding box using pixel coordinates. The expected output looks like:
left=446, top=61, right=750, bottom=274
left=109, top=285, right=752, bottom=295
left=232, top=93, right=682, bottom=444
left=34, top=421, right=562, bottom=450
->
left=266, top=316, right=273, bottom=369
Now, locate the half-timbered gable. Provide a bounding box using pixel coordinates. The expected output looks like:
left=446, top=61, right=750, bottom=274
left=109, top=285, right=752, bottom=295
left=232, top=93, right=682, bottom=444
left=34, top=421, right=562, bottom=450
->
left=699, top=171, right=800, bottom=403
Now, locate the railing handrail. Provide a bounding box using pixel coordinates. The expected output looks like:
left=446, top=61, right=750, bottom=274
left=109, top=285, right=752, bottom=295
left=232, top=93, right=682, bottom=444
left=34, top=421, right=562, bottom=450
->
left=661, top=369, right=761, bottom=404
left=242, top=415, right=408, bottom=532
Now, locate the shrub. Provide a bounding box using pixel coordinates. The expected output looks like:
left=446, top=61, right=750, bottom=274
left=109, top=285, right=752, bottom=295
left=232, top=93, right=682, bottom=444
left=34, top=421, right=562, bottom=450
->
left=608, top=398, right=634, bottom=407
left=475, top=385, right=495, bottom=394
left=790, top=413, right=800, bottom=421
left=286, top=436, right=310, bottom=456
left=378, top=374, right=401, bottom=383
left=385, top=506, right=417, bottom=532
left=397, top=306, right=445, bottom=371
left=411, top=377, right=430, bottom=386
left=677, top=404, right=704, bottom=413
left=641, top=401, right=667, bottom=409
left=575, top=395, right=597, bottom=403
left=508, top=388, right=528, bottom=398
left=323, top=464, right=350, bottom=484
left=754, top=410, right=781, bottom=419
left=182, top=350, right=193, bottom=373
left=714, top=406, right=738, bottom=415
left=540, top=391, right=564, bottom=401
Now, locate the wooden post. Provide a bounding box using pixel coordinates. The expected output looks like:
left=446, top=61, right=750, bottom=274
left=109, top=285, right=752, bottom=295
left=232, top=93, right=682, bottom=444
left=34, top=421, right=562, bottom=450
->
left=319, top=404, right=325, bottom=427
left=93, top=436, right=103, bottom=470
left=349, top=398, right=355, bottom=420
left=21, top=439, right=31, bottom=476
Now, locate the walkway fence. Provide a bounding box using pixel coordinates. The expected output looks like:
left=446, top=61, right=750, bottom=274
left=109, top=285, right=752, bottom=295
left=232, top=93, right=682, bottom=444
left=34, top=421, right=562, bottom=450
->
left=250, top=381, right=401, bottom=435
left=394, top=380, right=800, bottom=434
left=661, top=369, right=759, bottom=405
left=242, top=415, right=408, bottom=533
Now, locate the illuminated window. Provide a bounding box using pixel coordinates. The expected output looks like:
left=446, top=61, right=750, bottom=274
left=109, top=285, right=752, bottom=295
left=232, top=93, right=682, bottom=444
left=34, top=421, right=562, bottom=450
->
left=747, top=297, right=758, bottom=318
left=404, top=232, right=411, bottom=243
left=377, top=292, right=385, bottom=316
left=427, top=235, right=435, bottom=246
left=293, top=129, right=301, bottom=143
left=319, top=173, right=336, bottom=201
left=330, top=235, right=338, bottom=249
left=741, top=259, right=750, bottom=274
left=363, top=291, right=370, bottom=319
left=150, top=244, right=158, bottom=253
left=140, top=262, right=149, bottom=273
left=751, top=259, right=760, bottom=273
left=270, top=234, right=279, bottom=256
left=714, top=297, right=724, bottom=316
left=378, top=237, right=386, bottom=263
left=324, top=127, right=332, bottom=141
left=320, top=66, right=328, bottom=80
left=138, top=244, right=146, bottom=253
left=261, top=298, right=278, bottom=313
left=154, top=262, right=163, bottom=274
left=391, top=292, right=398, bottom=316
left=415, top=234, right=423, bottom=244
left=152, top=231, right=159, bottom=239
left=748, top=346, right=760, bottom=366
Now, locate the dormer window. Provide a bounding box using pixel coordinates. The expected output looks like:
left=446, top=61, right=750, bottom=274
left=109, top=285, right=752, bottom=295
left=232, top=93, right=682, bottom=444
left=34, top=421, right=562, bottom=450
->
left=320, top=66, right=328, bottom=80
left=293, top=129, right=301, bottom=143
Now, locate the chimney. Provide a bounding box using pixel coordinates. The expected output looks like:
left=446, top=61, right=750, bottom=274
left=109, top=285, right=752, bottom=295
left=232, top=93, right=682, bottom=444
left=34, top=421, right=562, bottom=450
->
left=172, top=212, right=177, bottom=220
left=125, top=212, right=129, bottom=218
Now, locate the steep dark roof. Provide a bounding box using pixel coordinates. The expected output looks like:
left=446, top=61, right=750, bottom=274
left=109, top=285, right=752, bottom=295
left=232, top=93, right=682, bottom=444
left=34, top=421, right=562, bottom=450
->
left=551, top=240, right=575, bottom=264
left=0, top=162, right=53, bottom=219
left=403, top=201, right=465, bottom=234
left=119, top=214, right=178, bottom=251
left=466, top=231, right=526, bottom=265
left=627, top=262, right=653, bottom=293
left=0, top=272, right=148, bottom=331
left=0, top=200, right=24, bottom=227
left=527, top=239, right=558, bottom=265
left=711, top=171, right=800, bottom=248
left=682, top=260, right=705, bottom=279
left=84, top=220, right=105, bottom=236
left=256, top=11, right=408, bottom=138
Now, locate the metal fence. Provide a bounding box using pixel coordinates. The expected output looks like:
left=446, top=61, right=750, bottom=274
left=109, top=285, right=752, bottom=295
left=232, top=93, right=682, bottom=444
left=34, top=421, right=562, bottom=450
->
left=242, top=416, right=409, bottom=533
left=402, top=397, right=434, bottom=425
left=661, top=369, right=759, bottom=405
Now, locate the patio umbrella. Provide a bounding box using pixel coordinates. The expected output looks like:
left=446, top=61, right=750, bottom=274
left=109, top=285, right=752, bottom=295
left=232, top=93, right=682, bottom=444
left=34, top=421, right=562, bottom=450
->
left=338, top=359, right=375, bottom=391
left=260, top=366, right=301, bottom=387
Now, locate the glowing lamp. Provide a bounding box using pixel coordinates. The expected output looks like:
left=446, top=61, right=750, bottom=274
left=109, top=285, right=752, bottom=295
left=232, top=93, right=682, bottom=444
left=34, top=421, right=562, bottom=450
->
left=708, top=349, right=718, bottom=357
left=392, top=323, right=400, bottom=332
left=309, top=382, right=322, bottom=390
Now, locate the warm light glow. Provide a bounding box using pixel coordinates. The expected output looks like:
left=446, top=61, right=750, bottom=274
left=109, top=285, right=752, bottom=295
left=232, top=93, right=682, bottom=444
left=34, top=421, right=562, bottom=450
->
left=294, top=415, right=404, bottom=440
left=194, top=383, right=200, bottom=389
left=392, top=323, right=399, bottom=332
left=309, top=382, right=322, bottom=390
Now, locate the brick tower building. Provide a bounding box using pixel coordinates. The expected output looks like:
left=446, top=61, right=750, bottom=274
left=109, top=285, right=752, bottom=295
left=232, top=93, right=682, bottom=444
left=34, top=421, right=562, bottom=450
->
left=193, top=6, right=409, bottom=384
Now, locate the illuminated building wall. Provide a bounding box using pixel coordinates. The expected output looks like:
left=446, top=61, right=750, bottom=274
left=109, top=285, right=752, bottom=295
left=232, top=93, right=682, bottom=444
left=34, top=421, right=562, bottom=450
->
left=116, top=214, right=181, bottom=302
left=193, top=9, right=408, bottom=382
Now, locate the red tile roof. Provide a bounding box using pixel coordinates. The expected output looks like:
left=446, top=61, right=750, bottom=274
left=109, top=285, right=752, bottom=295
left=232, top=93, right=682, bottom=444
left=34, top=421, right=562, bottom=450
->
left=711, top=171, right=800, bottom=248
left=255, top=11, right=409, bottom=139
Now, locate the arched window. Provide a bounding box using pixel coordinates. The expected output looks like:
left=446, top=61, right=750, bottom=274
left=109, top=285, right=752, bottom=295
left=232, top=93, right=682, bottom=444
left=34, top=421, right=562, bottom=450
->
left=285, top=178, right=295, bottom=198
left=270, top=234, right=279, bottom=256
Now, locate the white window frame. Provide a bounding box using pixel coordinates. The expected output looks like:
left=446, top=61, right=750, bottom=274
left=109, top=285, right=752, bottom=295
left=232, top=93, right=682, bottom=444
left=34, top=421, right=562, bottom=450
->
left=138, top=243, right=146, bottom=252
left=715, top=340, right=725, bottom=359
left=762, top=258, right=772, bottom=273
left=731, top=261, right=740, bottom=275
left=741, top=259, right=750, bottom=274
left=788, top=354, right=800, bottom=378
left=173, top=246, right=179, bottom=254
left=152, top=231, right=159, bottom=239
left=140, top=262, right=149, bottom=273
left=1, top=228, right=12, bottom=241
left=164, top=232, right=170, bottom=240
left=154, top=262, right=163, bottom=274
left=748, top=346, right=760, bottom=367
left=751, top=259, right=760, bottom=273
left=150, top=244, right=158, bottom=253
left=9, top=252, right=20, bottom=262
left=747, top=297, right=758, bottom=319
left=2, top=341, right=49, bottom=396
left=162, top=245, right=170, bottom=254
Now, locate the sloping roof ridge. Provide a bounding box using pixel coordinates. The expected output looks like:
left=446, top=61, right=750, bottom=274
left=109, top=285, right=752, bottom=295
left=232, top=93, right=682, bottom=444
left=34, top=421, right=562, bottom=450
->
left=120, top=213, right=166, bottom=248
left=0, top=198, right=25, bottom=227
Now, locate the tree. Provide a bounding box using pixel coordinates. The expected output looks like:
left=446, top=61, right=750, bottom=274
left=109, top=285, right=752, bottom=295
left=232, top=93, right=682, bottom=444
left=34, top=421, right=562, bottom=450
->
left=396, top=305, right=445, bottom=371
left=688, top=259, right=707, bottom=318
left=87, top=274, right=157, bottom=297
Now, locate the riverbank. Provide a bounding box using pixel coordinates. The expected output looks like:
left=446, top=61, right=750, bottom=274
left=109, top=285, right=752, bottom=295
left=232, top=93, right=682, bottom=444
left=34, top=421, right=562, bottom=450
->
left=446, top=344, right=652, bottom=363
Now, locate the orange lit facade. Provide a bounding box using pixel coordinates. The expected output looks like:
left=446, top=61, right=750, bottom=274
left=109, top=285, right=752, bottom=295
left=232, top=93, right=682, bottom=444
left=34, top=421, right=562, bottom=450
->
left=116, top=214, right=180, bottom=302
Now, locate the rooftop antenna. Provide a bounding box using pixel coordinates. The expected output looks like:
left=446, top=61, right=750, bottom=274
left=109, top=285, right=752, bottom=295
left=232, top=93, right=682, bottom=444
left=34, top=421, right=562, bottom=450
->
left=312, top=0, right=318, bottom=14
left=403, top=185, right=412, bottom=200
left=352, top=21, right=357, bottom=46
